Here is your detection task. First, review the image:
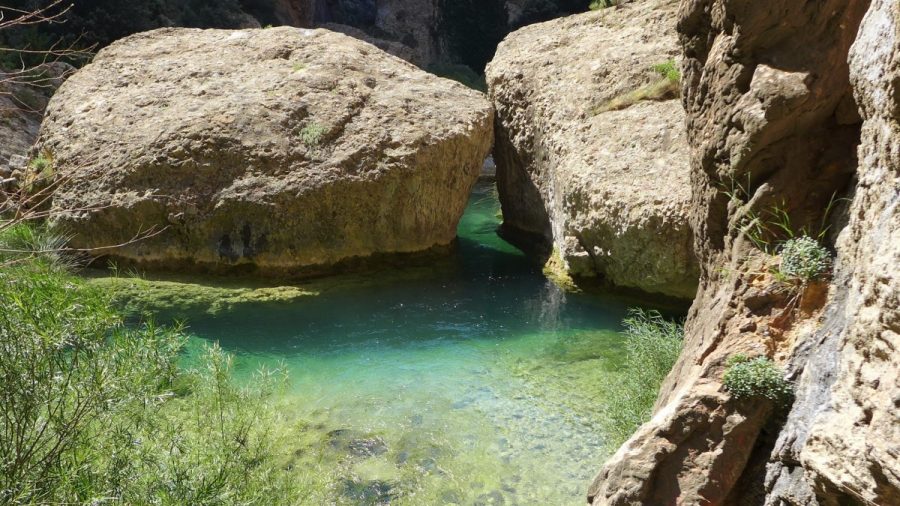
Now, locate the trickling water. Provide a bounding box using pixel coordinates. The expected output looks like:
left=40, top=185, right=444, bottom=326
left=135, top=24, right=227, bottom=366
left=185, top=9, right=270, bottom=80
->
left=149, top=182, right=669, bottom=505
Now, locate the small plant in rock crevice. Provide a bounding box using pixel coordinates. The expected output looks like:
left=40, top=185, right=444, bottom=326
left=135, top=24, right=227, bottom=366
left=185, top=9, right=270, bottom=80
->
left=720, top=174, right=841, bottom=257
left=777, top=235, right=832, bottom=283
left=299, top=122, right=326, bottom=148
left=651, top=59, right=680, bottom=84
left=593, top=59, right=680, bottom=114
left=28, top=153, right=53, bottom=175
left=723, top=354, right=792, bottom=405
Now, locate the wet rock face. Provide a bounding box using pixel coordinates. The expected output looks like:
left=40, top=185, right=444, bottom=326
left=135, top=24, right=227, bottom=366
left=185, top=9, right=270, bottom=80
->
left=486, top=0, right=698, bottom=299
left=589, top=0, right=900, bottom=504
left=38, top=27, right=492, bottom=276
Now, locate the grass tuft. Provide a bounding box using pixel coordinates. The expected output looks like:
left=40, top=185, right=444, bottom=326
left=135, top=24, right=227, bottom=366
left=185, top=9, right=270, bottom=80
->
left=593, top=61, right=681, bottom=114
left=598, top=309, right=683, bottom=449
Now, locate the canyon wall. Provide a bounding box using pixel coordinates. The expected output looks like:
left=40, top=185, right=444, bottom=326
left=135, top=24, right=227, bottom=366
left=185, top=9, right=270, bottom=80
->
left=6, top=1, right=588, bottom=71
left=589, top=0, right=899, bottom=504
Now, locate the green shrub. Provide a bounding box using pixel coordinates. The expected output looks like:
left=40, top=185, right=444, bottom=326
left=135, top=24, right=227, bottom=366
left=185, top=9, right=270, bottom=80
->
left=599, top=309, right=684, bottom=448
left=0, top=233, right=309, bottom=504
left=299, top=122, right=326, bottom=147
left=652, top=60, right=680, bottom=83
left=723, top=355, right=792, bottom=404
left=778, top=235, right=832, bottom=282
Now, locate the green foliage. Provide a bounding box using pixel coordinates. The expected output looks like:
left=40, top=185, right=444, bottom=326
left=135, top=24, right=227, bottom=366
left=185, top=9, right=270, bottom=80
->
left=299, top=122, right=326, bottom=148
left=778, top=236, right=832, bottom=282
left=652, top=60, right=681, bottom=83
left=0, top=222, right=68, bottom=266
left=589, top=0, right=618, bottom=10
left=599, top=309, right=684, bottom=448
left=723, top=355, right=793, bottom=404
left=0, top=228, right=309, bottom=504
left=28, top=153, right=52, bottom=174
left=721, top=175, right=841, bottom=255
left=593, top=61, right=681, bottom=114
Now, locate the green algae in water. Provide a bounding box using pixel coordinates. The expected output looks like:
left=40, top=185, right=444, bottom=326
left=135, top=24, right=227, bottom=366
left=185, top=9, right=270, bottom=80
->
left=114, top=182, right=673, bottom=505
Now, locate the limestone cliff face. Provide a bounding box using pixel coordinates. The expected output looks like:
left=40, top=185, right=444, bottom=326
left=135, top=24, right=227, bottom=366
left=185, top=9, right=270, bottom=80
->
left=486, top=0, right=699, bottom=299
left=589, top=0, right=899, bottom=504
left=37, top=27, right=493, bottom=276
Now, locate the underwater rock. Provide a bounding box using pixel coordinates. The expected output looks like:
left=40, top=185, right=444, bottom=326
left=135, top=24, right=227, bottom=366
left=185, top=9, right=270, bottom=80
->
left=38, top=27, right=492, bottom=277
left=340, top=477, right=397, bottom=505
left=327, top=429, right=389, bottom=458
left=486, top=0, right=698, bottom=298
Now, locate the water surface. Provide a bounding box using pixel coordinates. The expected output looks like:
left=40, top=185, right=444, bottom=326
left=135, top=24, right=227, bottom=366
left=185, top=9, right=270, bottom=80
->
left=157, top=182, right=660, bottom=505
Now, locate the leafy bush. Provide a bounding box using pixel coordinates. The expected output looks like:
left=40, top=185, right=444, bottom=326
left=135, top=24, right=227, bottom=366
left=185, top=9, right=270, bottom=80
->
left=0, top=228, right=308, bottom=504
left=599, top=309, right=683, bottom=448
left=723, top=355, right=792, bottom=404
left=779, top=235, right=832, bottom=282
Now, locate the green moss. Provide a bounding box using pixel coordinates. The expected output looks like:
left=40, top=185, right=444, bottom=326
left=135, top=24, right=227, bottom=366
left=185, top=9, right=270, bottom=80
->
left=89, top=275, right=318, bottom=315
left=542, top=248, right=578, bottom=292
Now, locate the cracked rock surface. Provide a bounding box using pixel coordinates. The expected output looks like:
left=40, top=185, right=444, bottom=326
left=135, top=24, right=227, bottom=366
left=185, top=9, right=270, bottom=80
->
left=38, top=27, right=493, bottom=275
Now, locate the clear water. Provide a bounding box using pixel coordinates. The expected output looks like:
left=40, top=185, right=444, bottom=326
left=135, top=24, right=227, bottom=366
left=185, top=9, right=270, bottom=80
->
left=151, top=182, right=670, bottom=505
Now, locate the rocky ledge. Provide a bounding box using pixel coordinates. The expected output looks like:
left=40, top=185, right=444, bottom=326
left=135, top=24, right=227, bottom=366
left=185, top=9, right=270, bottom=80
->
left=37, top=27, right=493, bottom=276
left=486, top=0, right=698, bottom=299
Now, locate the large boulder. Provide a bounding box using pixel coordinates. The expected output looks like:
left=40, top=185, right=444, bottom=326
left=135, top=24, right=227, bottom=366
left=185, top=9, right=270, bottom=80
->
left=37, top=27, right=493, bottom=276
left=486, top=0, right=698, bottom=299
